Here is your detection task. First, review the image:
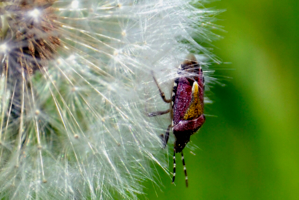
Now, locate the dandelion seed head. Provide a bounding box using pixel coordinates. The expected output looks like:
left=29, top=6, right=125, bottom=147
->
left=0, top=0, right=220, bottom=199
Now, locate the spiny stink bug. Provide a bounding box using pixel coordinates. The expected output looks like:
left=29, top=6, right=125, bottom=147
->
left=149, top=54, right=205, bottom=187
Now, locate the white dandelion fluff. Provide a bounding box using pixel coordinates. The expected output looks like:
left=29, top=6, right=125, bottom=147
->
left=0, top=0, right=219, bottom=199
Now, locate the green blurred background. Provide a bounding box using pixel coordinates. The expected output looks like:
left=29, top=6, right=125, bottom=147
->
left=144, top=0, right=299, bottom=199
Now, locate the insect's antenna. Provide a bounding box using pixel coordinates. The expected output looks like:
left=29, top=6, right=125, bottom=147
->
left=181, top=151, right=188, bottom=187
left=172, top=148, right=176, bottom=184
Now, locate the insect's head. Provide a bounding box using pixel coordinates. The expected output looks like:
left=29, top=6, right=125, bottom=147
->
left=179, top=54, right=200, bottom=75
left=174, top=134, right=191, bottom=153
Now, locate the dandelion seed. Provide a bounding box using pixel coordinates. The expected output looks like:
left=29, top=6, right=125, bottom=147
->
left=0, top=43, right=8, bottom=53
left=71, top=1, right=79, bottom=10
left=28, top=8, right=41, bottom=19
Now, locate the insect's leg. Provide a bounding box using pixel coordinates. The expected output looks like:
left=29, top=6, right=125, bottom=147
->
left=181, top=151, right=188, bottom=187
left=151, top=72, right=172, bottom=103
left=148, top=109, right=170, bottom=117
left=172, top=149, right=176, bottom=184
left=160, top=124, right=171, bottom=148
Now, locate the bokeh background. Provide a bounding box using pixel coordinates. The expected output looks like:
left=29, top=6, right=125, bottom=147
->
left=143, top=0, right=299, bottom=199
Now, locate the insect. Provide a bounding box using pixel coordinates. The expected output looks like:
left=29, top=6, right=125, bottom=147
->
left=149, top=54, right=205, bottom=187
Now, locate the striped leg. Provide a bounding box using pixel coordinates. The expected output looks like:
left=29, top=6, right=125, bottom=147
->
left=172, top=149, right=176, bottom=184
left=181, top=151, right=188, bottom=187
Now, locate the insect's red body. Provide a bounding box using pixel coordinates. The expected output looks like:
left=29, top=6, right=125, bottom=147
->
left=172, top=57, right=205, bottom=152
left=149, top=54, right=205, bottom=187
